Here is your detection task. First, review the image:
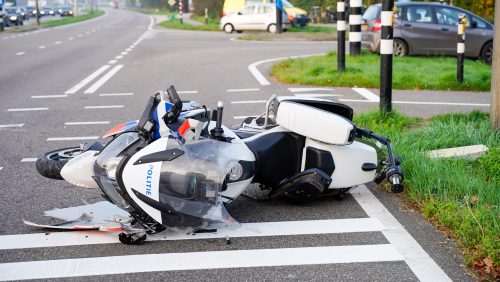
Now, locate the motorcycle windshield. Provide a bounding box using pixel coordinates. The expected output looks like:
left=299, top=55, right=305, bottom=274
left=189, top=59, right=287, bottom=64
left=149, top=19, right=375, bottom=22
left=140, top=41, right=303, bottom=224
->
left=156, top=138, right=239, bottom=229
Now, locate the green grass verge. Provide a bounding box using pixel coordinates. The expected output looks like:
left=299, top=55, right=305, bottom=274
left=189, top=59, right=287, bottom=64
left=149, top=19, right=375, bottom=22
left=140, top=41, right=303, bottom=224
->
left=128, top=7, right=169, bottom=15
left=159, top=19, right=220, bottom=31
left=288, top=25, right=335, bottom=33
left=271, top=51, right=491, bottom=92
left=353, top=110, right=499, bottom=270
left=40, top=10, right=104, bottom=28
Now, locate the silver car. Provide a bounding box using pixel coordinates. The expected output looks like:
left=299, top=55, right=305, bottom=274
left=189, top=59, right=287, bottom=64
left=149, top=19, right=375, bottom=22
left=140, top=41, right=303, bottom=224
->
left=361, top=2, right=494, bottom=63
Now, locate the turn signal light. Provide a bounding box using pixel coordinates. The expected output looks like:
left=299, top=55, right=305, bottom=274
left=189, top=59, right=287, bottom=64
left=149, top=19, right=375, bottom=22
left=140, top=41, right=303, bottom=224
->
left=372, top=19, right=382, bottom=32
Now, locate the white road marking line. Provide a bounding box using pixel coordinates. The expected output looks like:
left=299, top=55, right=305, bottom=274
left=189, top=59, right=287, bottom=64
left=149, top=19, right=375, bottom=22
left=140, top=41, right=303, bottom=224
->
left=20, top=158, right=37, bottom=162
left=86, top=31, right=90, bottom=34
left=38, top=45, right=46, bottom=49
left=7, top=108, right=48, bottom=112
left=125, top=48, right=132, bottom=52
left=78, top=34, right=83, bottom=37
left=65, top=65, right=111, bottom=94
left=68, top=37, right=74, bottom=40
left=0, top=124, right=24, bottom=128
left=352, top=185, right=451, bottom=281
left=352, top=88, right=380, bottom=102
left=1, top=218, right=385, bottom=250
left=84, top=105, right=124, bottom=109
left=115, top=55, right=123, bottom=59
left=0, top=244, right=402, bottom=280
left=231, top=100, right=267, bottom=104
left=249, top=53, right=325, bottom=86
left=2, top=37, right=8, bottom=40
left=15, top=52, right=25, bottom=56
left=108, top=60, right=117, bottom=64
left=0, top=167, right=3, bottom=172
left=64, top=121, right=110, bottom=126
left=288, top=87, right=334, bottom=92
left=31, top=95, right=67, bottom=99
left=84, top=65, right=124, bottom=94
left=120, top=51, right=127, bottom=55
left=177, top=90, right=198, bottom=94
left=338, top=99, right=490, bottom=107
left=233, top=115, right=256, bottom=120
left=294, top=94, right=342, bottom=98
left=54, top=41, right=62, bottom=45
left=99, top=93, right=134, bottom=96
left=47, top=136, right=99, bottom=141
left=10, top=36, right=16, bottom=39
left=227, top=88, right=260, bottom=92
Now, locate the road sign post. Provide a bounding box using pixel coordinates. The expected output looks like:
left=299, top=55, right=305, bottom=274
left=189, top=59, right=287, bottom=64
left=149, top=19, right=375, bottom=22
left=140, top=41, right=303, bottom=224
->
left=205, top=8, right=208, bottom=25
left=349, top=0, right=362, bottom=56
left=457, top=14, right=466, bottom=83
left=491, top=0, right=500, bottom=130
left=337, top=0, right=346, bottom=72
left=179, top=0, right=183, bottom=24
left=380, top=0, right=395, bottom=112
left=35, top=0, right=40, bottom=26
left=276, top=0, right=283, bottom=34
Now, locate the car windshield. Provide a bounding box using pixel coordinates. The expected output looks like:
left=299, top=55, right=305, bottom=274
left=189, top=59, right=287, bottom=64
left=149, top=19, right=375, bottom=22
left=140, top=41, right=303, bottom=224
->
left=363, top=5, right=380, bottom=21
left=282, top=0, right=294, bottom=9
left=5, top=8, right=15, bottom=13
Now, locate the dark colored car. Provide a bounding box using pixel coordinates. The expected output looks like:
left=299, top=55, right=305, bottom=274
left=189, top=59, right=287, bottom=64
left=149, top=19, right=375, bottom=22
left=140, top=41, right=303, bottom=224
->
left=44, top=6, right=55, bottom=16
left=361, top=2, right=494, bottom=64
left=4, top=7, right=23, bottom=26
left=26, top=6, right=36, bottom=18
left=58, top=6, right=73, bottom=17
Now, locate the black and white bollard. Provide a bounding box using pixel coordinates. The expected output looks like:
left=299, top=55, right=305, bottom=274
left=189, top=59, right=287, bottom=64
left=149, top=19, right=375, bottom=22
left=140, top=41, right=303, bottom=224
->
left=205, top=8, right=208, bottom=25
left=457, top=14, right=466, bottom=83
left=179, top=0, right=184, bottom=24
left=337, top=0, right=346, bottom=72
left=349, top=0, right=362, bottom=56
left=380, top=0, right=395, bottom=112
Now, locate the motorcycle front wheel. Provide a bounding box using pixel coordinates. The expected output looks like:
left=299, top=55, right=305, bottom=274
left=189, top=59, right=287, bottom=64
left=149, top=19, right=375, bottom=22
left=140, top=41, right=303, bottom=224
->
left=36, top=147, right=83, bottom=180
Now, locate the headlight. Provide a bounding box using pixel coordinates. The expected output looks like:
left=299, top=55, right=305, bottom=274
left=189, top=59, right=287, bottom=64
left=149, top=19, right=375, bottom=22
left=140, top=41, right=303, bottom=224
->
left=10, top=16, right=17, bottom=20
left=104, top=157, right=123, bottom=179
left=229, top=162, right=243, bottom=181
left=69, top=11, right=73, bottom=14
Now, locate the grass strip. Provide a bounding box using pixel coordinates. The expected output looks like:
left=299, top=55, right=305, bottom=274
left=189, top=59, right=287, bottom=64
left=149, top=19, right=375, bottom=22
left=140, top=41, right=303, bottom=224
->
left=159, top=19, right=220, bottom=31
left=40, top=10, right=104, bottom=28
left=271, top=51, right=491, bottom=91
left=353, top=110, right=499, bottom=275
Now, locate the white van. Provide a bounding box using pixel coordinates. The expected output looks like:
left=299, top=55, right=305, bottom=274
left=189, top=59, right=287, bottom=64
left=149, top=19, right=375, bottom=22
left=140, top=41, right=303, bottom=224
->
left=220, top=3, right=290, bottom=33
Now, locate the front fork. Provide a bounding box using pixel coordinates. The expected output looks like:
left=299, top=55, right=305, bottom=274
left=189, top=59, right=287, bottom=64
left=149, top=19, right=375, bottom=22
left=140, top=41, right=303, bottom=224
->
left=356, top=128, right=404, bottom=193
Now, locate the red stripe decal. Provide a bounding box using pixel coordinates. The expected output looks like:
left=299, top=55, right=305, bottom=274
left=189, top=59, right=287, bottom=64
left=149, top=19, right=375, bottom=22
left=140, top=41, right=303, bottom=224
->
left=177, top=120, right=191, bottom=137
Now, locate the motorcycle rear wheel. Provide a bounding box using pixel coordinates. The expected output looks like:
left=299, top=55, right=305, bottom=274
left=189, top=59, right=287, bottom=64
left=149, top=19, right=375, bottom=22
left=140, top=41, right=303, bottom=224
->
left=36, top=147, right=83, bottom=180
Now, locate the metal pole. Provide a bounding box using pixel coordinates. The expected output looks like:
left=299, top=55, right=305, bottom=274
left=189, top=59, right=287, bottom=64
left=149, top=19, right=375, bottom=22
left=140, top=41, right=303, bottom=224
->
left=491, top=0, right=500, bottom=130
left=204, top=7, right=208, bottom=24
left=379, top=0, right=394, bottom=112
left=337, top=0, right=346, bottom=72
left=456, top=14, right=466, bottom=83
left=276, top=0, right=283, bottom=33
left=73, top=0, right=78, bottom=16
left=349, top=0, right=362, bottom=56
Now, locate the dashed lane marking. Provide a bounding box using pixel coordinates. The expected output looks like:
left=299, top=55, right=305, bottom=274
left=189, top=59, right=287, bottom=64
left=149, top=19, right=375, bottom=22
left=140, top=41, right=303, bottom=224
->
left=115, top=55, right=123, bottom=59
left=0, top=245, right=403, bottom=280
left=99, top=93, right=133, bottom=97
left=20, top=158, right=37, bottom=162
left=64, top=121, right=110, bottom=126
left=288, top=87, right=334, bottom=92
left=120, top=51, right=127, bottom=55
left=84, top=65, right=124, bottom=94
left=54, top=41, right=62, bottom=45
left=108, top=60, right=117, bottom=64
left=84, top=105, right=124, bottom=109
left=7, top=108, right=48, bottom=112
left=78, top=34, right=83, bottom=37
left=0, top=167, right=3, bottom=172
left=352, top=185, right=451, bottom=281
left=294, top=94, right=342, bottom=98
left=177, top=90, right=198, bottom=94
left=0, top=124, right=24, bottom=128
left=68, top=37, right=74, bottom=40
left=227, top=88, right=260, bottom=92
left=0, top=218, right=385, bottom=249
left=38, top=45, right=46, bottom=49
left=15, top=52, right=25, bottom=56
left=46, top=136, right=99, bottom=141
left=65, top=65, right=111, bottom=94
left=231, top=100, right=267, bottom=104
left=352, top=88, right=380, bottom=102
left=31, top=95, right=68, bottom=99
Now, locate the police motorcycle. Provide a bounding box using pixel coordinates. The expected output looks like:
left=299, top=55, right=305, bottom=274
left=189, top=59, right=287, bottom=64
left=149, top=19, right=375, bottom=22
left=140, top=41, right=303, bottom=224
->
left=35, top=86, right=404, bottom=244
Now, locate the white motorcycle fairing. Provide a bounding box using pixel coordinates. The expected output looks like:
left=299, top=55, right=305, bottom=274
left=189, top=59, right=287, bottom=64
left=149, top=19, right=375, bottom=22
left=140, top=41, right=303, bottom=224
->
left=60, top=150, right=100, bottom=189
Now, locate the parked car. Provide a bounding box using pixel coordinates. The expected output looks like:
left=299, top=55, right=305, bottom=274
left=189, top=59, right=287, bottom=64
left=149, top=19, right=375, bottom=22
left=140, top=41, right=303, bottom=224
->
left=220, top=3, right=290, bottom=33
left=4, top=7, right=23, bottom=26
left=17, top=7, right=29, bottom=20
left=44, top=6, right=56, bottom=16
left=25, top=6, right=36, bottom=18
left=222, top=0, right=308, bottom=26
left=361, top=2, right=493, bottom=64
left=58, top=6, right=73, bottom=17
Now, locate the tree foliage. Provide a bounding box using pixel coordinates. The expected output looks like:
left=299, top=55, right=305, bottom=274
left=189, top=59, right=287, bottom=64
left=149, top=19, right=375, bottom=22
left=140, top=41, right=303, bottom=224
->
left=192, top=0, right=225, bottom=18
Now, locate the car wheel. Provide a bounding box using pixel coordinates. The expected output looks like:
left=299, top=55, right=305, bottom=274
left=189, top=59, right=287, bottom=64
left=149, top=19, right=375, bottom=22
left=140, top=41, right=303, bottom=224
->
left=480, top=42, right=493, bottom=64
left=223, top=23, right=234, bottom=34
left=268, top=23, right=277, bottom=33
left=20, top=21, right=23, bottom=26
left=393, top=39, right=408, bottom=57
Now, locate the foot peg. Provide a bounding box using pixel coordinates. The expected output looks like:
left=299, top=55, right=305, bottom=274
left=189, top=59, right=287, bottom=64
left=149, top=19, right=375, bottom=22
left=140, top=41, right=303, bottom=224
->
left=269, top=169, right=332, bottom=201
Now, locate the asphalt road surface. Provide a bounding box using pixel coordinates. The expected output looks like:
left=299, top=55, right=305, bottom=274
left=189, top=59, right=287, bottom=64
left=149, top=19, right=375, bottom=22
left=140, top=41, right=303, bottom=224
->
left=0, top=8, right=486, bottom=281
